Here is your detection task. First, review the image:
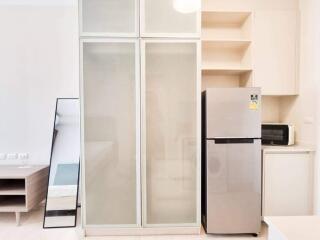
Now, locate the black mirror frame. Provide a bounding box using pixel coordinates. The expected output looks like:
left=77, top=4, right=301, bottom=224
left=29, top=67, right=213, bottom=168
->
left=43, top=97, right=80, bottom=229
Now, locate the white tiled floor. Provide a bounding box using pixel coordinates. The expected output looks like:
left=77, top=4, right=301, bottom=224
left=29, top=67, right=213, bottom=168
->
left=0, top=207, right=267, bottom=240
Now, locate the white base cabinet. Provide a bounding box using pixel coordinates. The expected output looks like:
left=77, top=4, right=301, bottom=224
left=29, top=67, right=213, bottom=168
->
left=262, top=149, right=314, bottom=217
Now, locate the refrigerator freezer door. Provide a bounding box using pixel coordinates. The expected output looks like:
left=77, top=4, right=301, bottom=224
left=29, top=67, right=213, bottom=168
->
left=205, top=88, right=261, bottom=139
left=206, top=139, right=261, bottom=234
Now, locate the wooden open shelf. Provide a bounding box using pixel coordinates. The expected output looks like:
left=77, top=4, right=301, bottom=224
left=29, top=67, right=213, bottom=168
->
left=202, top=71, right=252, bottom=90
left=202, top=11, right=252, bottom=40
left=0, top=196, right=26, bottom=212
left=0, top=179, right=25, bottom=195
left=202, top=11, right=251, bottom=24
left=202, top=40, right=252, bottom=71
left=201, top=10, right=253, bottom=90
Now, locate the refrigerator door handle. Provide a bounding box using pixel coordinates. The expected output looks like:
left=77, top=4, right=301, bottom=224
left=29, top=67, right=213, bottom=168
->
left=213, top=138, right=258, bottom=144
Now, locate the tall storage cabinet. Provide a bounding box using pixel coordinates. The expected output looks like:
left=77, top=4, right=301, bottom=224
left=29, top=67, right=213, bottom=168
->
left=80, top=0, right=201, bottom=236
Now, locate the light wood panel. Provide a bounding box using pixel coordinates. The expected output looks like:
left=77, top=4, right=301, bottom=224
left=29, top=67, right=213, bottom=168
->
left=201, top=10, right=253, bottom=90
left=202, top=11, right=251, bottom=41
left=253, top=10, right=298, bottom=95
left=0, top=165, right=49, bottom=225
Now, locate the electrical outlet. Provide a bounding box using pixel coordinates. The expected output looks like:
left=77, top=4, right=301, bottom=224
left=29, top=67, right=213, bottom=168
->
left=0, top=153, right=6, bottom=160
left=18, top=153, right=29, bottom=160
left=7, top=153, right=18, bottom=160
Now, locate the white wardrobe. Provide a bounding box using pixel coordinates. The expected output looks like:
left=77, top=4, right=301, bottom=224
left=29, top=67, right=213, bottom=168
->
left=79, top=0, right=201, bottom=236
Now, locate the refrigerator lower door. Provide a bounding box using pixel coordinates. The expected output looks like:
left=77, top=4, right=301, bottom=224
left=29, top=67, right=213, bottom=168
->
left=206, top=139, right=261, bottom=234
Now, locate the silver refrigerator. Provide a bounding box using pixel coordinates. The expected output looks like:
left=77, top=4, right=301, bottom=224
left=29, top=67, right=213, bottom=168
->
left=202, top=88, right=262, bottom=235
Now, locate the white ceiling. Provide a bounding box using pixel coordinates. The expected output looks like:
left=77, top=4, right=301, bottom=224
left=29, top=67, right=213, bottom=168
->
left=0, top=0, right=76, bottom=6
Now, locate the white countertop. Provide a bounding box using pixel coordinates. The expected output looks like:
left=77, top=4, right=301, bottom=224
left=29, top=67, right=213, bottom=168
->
left=265, top=216, right=320, bottom=240
left=262, top=145, right=315, bottom=153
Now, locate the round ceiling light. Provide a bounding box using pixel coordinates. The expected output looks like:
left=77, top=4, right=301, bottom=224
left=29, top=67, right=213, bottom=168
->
left=173, top=0, right=201, bottom=14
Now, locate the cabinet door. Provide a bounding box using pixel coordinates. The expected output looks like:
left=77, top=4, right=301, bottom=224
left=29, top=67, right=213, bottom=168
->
left=263, top=152, right=314, bottom=216
left=141, top=40, right=200, bottom=226
left=253, top=11, right=298, bottom=95
left=141, top=0, right=200, bottom=37
left=81, top=0, right=138, bottom=36
left=82, top=40, right=140, bottom=226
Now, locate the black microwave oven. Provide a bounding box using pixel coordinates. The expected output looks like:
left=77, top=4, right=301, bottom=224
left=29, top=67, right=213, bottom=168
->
left=261, top=124, right=295, bottom=145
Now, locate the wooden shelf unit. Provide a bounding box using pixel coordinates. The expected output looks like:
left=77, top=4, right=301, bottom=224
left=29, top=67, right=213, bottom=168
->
left=202, top=70, right=252, bottom=90
left=0, top=166, right=49, bottom=226
left=201, top=10, right=253, bottom=89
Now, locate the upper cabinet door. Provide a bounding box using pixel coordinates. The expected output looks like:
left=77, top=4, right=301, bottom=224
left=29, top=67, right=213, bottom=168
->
left=80, top=0, right=138, bottom=37
left=253, top=10, right=298, bottom=95
left=141, top=0, right=201, bottom=37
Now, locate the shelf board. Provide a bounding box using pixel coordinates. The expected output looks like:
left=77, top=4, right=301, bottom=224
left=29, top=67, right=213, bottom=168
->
left=202, top=39, right=251, bottom=49
left=202, top=67, right=252, bottom=75
left=202, top=11, right=252, bottom=26
left=0, top=185, right=25, bottom=195
left=202, top=38, right=251, bottom=42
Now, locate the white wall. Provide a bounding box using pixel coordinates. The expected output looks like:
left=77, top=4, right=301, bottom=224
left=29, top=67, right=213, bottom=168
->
left=284, top=0, right=320, bottom=214
left=313, top=0, right=320, bottom=215
left=0, top=1, right=79, bottom=165
left=279, top=0, right=318, bottom=147
left=202, top=0, right=298, bottom=11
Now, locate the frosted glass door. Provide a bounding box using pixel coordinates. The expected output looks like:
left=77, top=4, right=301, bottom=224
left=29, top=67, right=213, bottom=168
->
left=141, top=0, right=200, bottom=36
left=82, top=40, right=139, bottom=225
left=142, top=41, right=199, bottom=225
left=81, top=0, right=138, bottom=36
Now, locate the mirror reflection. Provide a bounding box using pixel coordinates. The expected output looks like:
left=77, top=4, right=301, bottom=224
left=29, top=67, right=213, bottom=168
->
left=43, top=98, right=80, bottom=228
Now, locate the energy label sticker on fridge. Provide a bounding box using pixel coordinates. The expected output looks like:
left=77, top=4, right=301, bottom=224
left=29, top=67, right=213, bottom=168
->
left=249, top=94, right=259, bottom=110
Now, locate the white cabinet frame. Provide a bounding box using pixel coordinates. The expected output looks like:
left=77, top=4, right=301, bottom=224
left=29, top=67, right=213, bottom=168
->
left=80, top=38, right=141, bottom=228
left=140, top=39, right=201, bottom=228
left=79, top=0, right=140, bottom=38
left=140, top=0, right=201, bottom=38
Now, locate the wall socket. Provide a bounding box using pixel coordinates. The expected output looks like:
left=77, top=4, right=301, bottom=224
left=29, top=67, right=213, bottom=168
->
left=0, top=153, right=29, bottom=161
left=18, top=153, right=29, bottom=160
left=7, top=153, right=18, bottom=160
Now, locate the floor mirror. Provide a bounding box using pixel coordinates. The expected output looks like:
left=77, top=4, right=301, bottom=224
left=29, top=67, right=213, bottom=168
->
left=43, top=98, right=80, bottom=228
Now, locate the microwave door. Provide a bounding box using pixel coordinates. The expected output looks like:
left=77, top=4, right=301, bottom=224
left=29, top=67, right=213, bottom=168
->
left=262, top=125, right=290, bottom=145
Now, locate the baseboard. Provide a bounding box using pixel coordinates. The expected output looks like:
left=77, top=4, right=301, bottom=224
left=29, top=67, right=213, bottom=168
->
left=84, top=226, right=201, bottom=236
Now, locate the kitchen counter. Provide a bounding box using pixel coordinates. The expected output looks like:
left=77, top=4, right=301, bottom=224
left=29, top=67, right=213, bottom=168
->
left=262, top=145, right=315, bottom=153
